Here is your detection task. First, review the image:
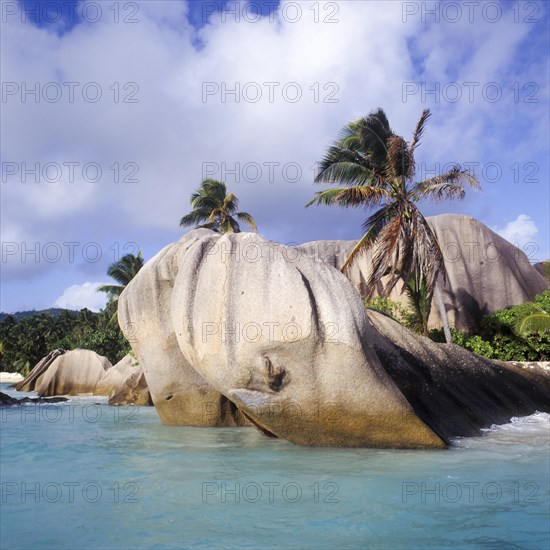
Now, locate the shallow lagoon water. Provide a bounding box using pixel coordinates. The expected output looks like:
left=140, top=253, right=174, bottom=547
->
left=1, top=383, right=549, bottom=549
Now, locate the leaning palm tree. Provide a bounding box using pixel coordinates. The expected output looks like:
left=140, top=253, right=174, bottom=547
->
left=180, top=179, right=257, bottom=233
left=306, top=108, right=480, bottom=340
left=97, top=251, right=144, bottom=299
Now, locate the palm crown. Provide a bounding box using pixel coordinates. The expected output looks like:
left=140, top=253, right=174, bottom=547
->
left=180, top=179, right=257, bottom=233
left=97, top=251, right=144, bottom=299
left=307, top=108, right=480, bottom=302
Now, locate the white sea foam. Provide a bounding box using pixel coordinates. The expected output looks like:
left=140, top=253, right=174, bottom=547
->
left=483, top=412, right=550, bottom=434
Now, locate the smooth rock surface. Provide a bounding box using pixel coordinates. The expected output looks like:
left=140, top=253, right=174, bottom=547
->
left=16, top=349, right=111, bottom=396
left=95, top=355, right=152, bottom=406
left=367, top=311, right=550, bottom=442
left=118, top=230, right=249, bottom=426
left=139, top=230, right=443, bottom=447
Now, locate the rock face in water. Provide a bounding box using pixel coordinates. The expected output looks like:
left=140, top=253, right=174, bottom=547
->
left=16, top=349, right=111, bottom=396
left=367, top=311, right=550, bottom=442
left=169, top=232, right=443, bottom=448
left=295, top=214, right=548, bottom=332
left=119, top=227, right=549, bottom=448
left=118, top=230, right=249, bottom=427
left=94, top=355, right=151, bottom=406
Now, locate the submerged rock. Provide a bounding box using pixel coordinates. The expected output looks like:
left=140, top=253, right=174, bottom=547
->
left=170, top=231, right=443, bottom=448
left=0, top=391, right=69, bottom=405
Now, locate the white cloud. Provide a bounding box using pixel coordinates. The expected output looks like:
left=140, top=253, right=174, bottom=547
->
left=53, top=281, right=108, bottom=311
left=494, top=214, right=539, bottom=248
left=1, top=0, right=548, bottom=298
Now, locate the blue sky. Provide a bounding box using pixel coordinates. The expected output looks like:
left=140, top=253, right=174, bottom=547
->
left=1, top=0, right=549, bottom=313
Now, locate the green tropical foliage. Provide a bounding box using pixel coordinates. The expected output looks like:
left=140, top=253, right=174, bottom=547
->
left=403, top=272, right=433, bottom=336
left=307, top=108, right=479, bottom=336
left=514, top=310, right=550, bottom=336
left=430, top=290, right=550, bottom=361
left=180, top=179, right=257, bottom=233
left=364, top=296, right=409, bottom=324
left=97, top=251, right=144, bottom=299
left=97, top=251, right=144, bottom=328
left=0, top=308, right=131, bottom=374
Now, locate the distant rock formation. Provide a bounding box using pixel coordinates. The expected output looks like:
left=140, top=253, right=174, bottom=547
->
left=15, top=349, right=152, bottom=405
left=16, top=349, right=110, bottom=396
left=94, top=355, right=151, bottom=406
left=295, top=214, right=548, bottom=332
left=119, top=227, right=550, bottom=448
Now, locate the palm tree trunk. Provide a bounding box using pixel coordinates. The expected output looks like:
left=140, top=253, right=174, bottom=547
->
left=434, top=283, right=452, bottom=344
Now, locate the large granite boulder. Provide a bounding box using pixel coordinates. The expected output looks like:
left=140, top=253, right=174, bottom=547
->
left=118, top=229, right=249, bottom=427
left=119, top=228, right=549, bottom=448
left=170, top=232, right=443, bottom=448
left=295, top=214, right=548, bottom=332
left=16, top=349, right=111, bottom=396
left=367, top=311, right=550, bottom=441
left=94, top=355, right=152, bottom=406
left=534, top=261, right=549, bottom=281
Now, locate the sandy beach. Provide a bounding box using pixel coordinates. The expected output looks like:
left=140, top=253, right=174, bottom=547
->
left=0, top=372, right=24, bottom=383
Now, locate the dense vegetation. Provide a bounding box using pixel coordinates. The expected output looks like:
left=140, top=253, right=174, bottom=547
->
left=367, top=290, right=550, bottom=361
left=0, top=251, right=143, bottom=375
left=0, top=308, right=68, bottom=322
left=0, top=301, right=130, bottom=375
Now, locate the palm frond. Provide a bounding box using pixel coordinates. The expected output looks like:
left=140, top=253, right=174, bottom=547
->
left=515, top=312, right=550, bottom=335
left=404, top=271, right=433, bottom=336
left=367, top=205, right=445, bottom=299
left=306, top=186, right=390, bottom=209
left=315, top=148, right=385, bottom=186
left=341, top=204, right=395, bottom=276
left=386, top=135, right=413, bottom=181
left=97, top=284, right=124, bottom=296
left=223, top=192, right=239, bottom=214
left=409, top=109, right=431, bottom=153
left=413, top=166, right=480, bottom=202
left=180, top=208, right=212, bottom=227
left=196, top=222, right=219, bottom=231
left=236, top=212, right=258, bottom=231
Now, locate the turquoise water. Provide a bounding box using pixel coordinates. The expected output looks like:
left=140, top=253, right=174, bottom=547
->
left=1, top=383, right=549, bottom=549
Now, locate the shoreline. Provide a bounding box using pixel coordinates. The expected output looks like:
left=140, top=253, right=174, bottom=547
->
left=0, top=372, right=24, bottom=383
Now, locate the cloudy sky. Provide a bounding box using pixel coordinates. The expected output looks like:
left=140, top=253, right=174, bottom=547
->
left=1, top=0, right=548, bottom=313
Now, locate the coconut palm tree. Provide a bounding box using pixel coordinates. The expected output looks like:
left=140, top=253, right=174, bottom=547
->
left=97, top=251, right=144, bottom=299
left=180, top=179, right=257, bottom=233
left=97, top=252, right=144, bottom=327
left=306, top=108, right=480, bottom=339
